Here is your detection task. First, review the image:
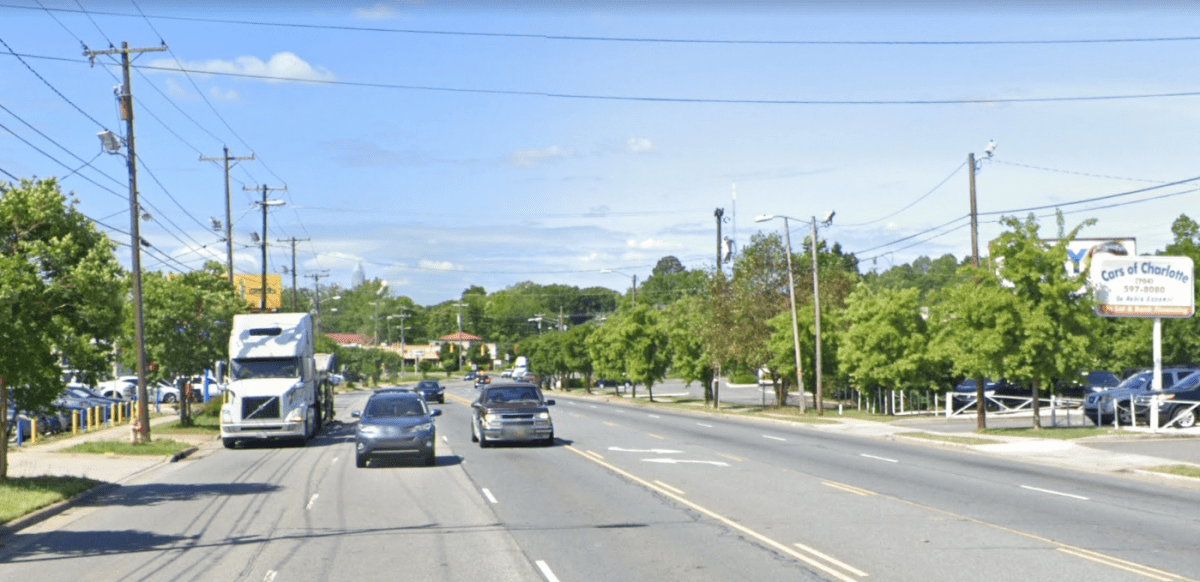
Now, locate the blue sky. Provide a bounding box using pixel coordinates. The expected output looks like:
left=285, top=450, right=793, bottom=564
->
left=3, top=1, right=1199, bottom=305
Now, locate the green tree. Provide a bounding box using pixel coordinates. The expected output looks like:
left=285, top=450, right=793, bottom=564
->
left=0, top=179, right=125, bottom=479
left=664, top=295, right=715, bottom=401
left=587, top=306, right=669, bottom=401
left=120, top=262, right=246, bottom=384
left=991, top=214, right=1099, bottom=429
left=839, top=285, right=932, bottom=415
left=931, top=265, right=1023, bottom=429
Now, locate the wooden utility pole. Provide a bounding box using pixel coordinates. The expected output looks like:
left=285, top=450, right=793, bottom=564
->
left=244, top=184, right=286, bottom=310
left=306, top=271, right=330, bottom=335
left=278, top=237, right=309, bottom=311
left=969, top=153, right=980, bottom=269
left=85, top=41, right=166, bottom=444
left=200, top=147, right=254, bottom=285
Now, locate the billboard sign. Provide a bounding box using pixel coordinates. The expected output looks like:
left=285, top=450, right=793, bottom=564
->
left=1093, top=256, right=1195, bottom=318
left=233, top=274, right=283, bottom=310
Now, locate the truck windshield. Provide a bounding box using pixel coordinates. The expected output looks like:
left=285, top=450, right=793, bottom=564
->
left=232, top=358, right=300, bottom=380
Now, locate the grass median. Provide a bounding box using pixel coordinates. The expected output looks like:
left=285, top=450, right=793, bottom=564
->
left=0, top=476, right=102, bottom=524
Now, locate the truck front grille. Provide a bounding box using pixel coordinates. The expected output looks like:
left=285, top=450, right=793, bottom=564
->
left=243, top=396, right=280, bottom=419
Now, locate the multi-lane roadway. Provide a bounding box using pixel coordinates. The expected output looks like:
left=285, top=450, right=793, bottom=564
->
left=2, top=379, right=1198, bottom=581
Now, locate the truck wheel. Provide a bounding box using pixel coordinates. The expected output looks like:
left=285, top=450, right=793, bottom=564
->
left=356, top=453, right=368, bottom=468
left=223, top=438, right=237, bottom=449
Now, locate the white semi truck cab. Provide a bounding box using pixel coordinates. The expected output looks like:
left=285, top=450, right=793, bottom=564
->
left=221, top=313, right=328, bottom=448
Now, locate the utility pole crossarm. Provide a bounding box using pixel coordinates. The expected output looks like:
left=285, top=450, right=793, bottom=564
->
left=200, top=147, right=254, bottom=285
left=244, top=184, right=287, bottom=311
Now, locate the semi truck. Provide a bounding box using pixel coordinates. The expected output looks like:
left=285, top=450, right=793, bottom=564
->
left=220, top=313, right=330, bottom=448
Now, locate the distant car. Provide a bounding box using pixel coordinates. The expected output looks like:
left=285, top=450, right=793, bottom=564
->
left=352, top=390, right=441, bottom=468
left=464, top=371, right=477, bottom=381
left=1056, top=371, right=1121, bottom=399
left=474, top=375, right=491, bottom=389
left=595, top=379, right=621, bottom=388
left=500, top=370, right=512, bottom=378
left=470, top=383, right=555, bottom=447
left=1085, top=367, right=1198, bottom=425
left=414, top=380, right=445, bottom=404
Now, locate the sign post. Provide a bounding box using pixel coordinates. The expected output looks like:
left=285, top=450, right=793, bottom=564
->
left=1093, top=256, right=1195, bottom=392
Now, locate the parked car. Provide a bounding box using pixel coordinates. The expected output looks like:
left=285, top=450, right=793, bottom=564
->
left=470, top=383, right=555, bottom=447
left=414, top=380, right=445, bottom=404
left=1130, top=371, right=1200, bottom=428
left=595, top=378, right=621, bottom=388
left=56, top=385, right=121, bottom=409
left=352, top=389, right=441, bottom=468
left=1085, top=366, right=1198, bottom=425
left=950, top=378, right=1024, bottom=410
left=1056, top=371, right=1121, bottom=399
left=500, top=370, right=513, bottom=378
left=464, top=371, right=477, bottom=381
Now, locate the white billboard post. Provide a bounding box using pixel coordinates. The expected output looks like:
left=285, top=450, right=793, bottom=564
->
left=1093, top=256, right=1196, bottom=395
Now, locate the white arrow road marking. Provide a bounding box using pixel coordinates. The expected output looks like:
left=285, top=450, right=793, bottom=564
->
left=306, top=494, right=319, bottom=510
left=643, top=458, right=730, bottom=467
left=263, top=571, right=277, bottom=582
left=1021, top=485, right=1089, bottom=500
left=609, top=447, right=683, bottom=454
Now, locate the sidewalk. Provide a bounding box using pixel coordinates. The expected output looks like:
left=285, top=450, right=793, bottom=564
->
left=5, top=415, right=216, bottom=482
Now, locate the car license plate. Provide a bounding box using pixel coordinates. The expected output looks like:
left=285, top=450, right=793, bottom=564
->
left=509, top=426, right=530, bottom=439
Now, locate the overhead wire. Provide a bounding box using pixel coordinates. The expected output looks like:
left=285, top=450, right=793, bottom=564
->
left=9, top=4, right=1200, bottom=47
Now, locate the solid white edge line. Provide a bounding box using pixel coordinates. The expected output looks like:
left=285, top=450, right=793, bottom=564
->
left=649, top=414, right=661, bottom=418
left=535, top=560, right=562, bottom=582
left=1021, top=485, right=1089, bottom=501
left=482, top=488, right=498, bottom=504
left=860, top=453, right=899, bottom=463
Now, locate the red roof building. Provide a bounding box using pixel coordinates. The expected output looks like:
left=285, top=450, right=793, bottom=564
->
left=326, top=333, right=370, bottom=347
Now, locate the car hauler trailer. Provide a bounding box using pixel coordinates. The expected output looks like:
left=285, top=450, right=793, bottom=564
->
left=221, top=313, right=329, bottom=448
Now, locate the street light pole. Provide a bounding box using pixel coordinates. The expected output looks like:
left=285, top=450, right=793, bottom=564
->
left=600, top=269, right=637, bottom=305
left=811, top=216, right=824, bottom=416
left=755, top=215, right=806, bottom=412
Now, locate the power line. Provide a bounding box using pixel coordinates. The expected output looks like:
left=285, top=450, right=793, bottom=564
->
left=840, top=161, right=966, bottom=227
left=0, top=35, right=109, bottom=130
left=8, top=4, right=1200, bottom=47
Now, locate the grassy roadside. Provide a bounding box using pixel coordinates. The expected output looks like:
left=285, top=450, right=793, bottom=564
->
left=899, top=432, right=1003, bottom=446
left=62, top=439, right=194, bottom=456
left=1147, top=465, right=1200, bottom=479
left=0, top=476, right=102, bottom=524
left=979, top=426, right=1123, bottom=440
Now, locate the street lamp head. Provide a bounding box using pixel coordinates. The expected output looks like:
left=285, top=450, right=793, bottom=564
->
left=377, top=281, right=388, bottom=296
left=754, top=214, right=774, bottom=223
left=263, top=200, right=285, bottom=207
left=599, top=269, right=613, bottom=274
left=822, top=210, right=835, bottom=226
left=97, top=130, right=122, bottom=154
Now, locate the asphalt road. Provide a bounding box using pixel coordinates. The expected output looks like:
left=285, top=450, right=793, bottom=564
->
left=2, top=379, right=1199, bottom=582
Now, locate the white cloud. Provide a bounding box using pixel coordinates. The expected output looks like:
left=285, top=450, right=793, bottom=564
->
left=352, top=2, right=405, bottom=20
left=209, top=86, right=240, bottom=102
left=149, top=52, right=335, bottom=84
left=580, top=252, right=605, bottom=263
left=626, top=136, right=654, bottom=153
left=165, top=78, right=196, bottom=101
left=627, top=238, right=682, bottom=250
left=418, top=259, right=457, bottom=271
left=510, top=145, right=573, bottom=169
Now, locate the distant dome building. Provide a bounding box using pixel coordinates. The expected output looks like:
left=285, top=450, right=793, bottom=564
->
left=351, top=262, right=366, bottom=288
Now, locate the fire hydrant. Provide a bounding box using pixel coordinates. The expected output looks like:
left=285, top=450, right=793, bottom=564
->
left=130, top=416, right=142, bottom=444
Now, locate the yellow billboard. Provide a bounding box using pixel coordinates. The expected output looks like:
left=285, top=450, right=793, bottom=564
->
left=234, top=274, right=283, bottom=310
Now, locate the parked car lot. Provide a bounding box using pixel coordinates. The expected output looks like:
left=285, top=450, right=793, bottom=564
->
left=1056, top=370, right=1121, bottom=399
left=1085, top=366, right=1199, bottom=425
left=1130, top=370, right=1200, bottom=428
left=352, top=389, right=441, bottom=468
left=470, top=383, right=555, bottom=447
